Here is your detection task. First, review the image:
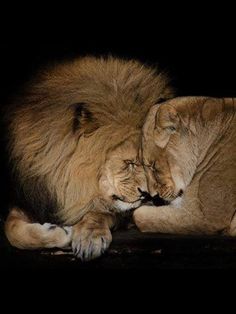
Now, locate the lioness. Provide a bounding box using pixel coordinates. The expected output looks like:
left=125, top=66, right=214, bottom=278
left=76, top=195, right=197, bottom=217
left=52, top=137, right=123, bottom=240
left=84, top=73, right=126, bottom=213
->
left=134, top=97, right=236, bottom=235
left=4, top=56, right=173, bottom=260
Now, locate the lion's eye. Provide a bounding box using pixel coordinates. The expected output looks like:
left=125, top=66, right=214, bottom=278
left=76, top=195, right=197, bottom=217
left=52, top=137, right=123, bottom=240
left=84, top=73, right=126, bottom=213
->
left=124, top=160, right=138, bottom=170
left=165, top=126, right=176, bottom=132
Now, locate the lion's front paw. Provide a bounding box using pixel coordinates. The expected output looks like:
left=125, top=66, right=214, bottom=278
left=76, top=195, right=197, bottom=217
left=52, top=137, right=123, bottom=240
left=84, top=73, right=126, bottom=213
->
left=71, top=225, right=112, bottom=261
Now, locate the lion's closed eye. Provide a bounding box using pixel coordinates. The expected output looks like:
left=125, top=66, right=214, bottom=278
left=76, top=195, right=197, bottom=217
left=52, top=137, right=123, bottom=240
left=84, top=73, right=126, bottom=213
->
left=124, top=160, right=140, bottom=171
left=164, top=126, right=176, bottom=132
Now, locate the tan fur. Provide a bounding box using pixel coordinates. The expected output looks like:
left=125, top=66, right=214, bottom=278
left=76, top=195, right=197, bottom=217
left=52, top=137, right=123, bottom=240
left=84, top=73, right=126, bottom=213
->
left=5, top=56, right=173, bottom=260
left=5, top=207, right=72, bottom=249
left=135, top=97, right=236, bottom=235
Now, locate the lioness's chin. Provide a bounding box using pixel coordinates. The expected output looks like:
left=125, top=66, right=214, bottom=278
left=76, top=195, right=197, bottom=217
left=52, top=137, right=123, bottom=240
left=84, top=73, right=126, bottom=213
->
left=113, top=200, right=142, bottom=212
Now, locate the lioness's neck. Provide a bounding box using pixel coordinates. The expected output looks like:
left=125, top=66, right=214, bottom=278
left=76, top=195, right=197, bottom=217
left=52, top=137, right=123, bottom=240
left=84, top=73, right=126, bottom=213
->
left=196, top=97, right=236, bottom=170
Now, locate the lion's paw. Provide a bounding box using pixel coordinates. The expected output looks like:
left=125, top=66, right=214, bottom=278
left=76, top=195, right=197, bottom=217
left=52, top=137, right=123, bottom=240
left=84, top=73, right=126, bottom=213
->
left=42, top=223, right=72, bottom=249
left=71, top=226, right=112, bottom=261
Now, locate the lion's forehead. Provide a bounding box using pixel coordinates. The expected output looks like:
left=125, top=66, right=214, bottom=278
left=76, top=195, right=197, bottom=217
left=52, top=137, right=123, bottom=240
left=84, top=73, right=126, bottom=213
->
left=109, top=135, right=141, bottom=156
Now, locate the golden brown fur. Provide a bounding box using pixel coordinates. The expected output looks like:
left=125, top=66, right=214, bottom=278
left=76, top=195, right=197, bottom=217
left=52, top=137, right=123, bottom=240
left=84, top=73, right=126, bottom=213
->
left=134, top=97, right=236, bottom=235
left=4, top=56, right=173, bottom=260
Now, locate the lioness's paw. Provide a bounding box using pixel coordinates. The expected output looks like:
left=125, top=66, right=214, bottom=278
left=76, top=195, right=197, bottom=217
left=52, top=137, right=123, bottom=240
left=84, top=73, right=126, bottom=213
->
left=133, top=206, right=152, bottom=232
left=72, top=227, right=112, bottom=261
left=42, top=223, right=72, bottom=248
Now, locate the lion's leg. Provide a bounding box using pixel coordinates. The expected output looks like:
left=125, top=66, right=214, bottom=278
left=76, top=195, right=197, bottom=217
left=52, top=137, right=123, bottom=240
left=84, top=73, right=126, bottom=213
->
left=72, top=211, right=116, bottom=261
left=133, top=204, right=210, bottom=235
left=5, top=207, right=72, bottom=249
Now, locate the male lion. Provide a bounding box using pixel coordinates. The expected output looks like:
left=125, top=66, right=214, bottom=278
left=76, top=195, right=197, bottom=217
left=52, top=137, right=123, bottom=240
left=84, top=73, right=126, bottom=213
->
left=134, top=97, right=236, bottom=235
left=4, top=56, right=173, bottom=260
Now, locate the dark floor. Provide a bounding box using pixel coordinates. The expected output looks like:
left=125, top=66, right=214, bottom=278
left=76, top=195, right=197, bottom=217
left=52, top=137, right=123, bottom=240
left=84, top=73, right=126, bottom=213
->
left=1, top=218, right=236, bottom=270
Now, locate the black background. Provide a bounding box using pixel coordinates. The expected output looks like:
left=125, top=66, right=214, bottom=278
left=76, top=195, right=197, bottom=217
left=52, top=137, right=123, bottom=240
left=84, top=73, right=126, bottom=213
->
left=1, top=25, right=236, bottom=101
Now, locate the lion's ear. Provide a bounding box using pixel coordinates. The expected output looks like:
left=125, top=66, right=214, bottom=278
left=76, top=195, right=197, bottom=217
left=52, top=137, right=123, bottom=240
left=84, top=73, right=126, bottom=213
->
left=154, top=105, right=179, bottom=148
left=73, top=103, right=100, bottom=136
left=155, top=104, right=179, bottom=131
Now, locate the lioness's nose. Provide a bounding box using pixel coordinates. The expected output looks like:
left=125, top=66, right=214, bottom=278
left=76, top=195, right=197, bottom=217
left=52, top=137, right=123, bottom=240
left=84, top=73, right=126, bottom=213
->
left=148, top=185, right=159, bottom=197
left=153, top=194, right=169, bottom=206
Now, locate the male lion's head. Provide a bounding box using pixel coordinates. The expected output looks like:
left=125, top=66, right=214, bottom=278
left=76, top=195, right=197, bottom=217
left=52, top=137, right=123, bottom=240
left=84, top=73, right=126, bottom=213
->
left=99, top=131, right=148, bottom=212
left=72, top=104, right=149, bottom=214
left=8, top=56, right=174, bottom=224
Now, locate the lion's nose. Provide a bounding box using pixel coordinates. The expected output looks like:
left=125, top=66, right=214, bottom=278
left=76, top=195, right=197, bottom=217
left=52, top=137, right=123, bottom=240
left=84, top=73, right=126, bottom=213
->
left=137, top=188, right=151, bottom=201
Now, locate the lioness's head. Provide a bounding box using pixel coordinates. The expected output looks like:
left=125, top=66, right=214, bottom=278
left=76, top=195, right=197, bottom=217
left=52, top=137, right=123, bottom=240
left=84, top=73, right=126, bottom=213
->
left=142, top=96, right=235, bottom=202
left=142, top=97, right=214, bottom=201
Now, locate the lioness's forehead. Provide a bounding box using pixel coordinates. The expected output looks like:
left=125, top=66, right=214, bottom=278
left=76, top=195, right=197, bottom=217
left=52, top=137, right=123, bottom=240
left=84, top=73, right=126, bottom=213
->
left=163, top=96, right=209, bottom=114
left=142, top=149, right=156, bottom=165
left=140, top=140, right=157, bottom=162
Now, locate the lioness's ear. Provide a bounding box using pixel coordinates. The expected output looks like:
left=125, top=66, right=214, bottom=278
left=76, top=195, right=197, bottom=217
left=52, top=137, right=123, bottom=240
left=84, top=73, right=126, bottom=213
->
left=154, top=105, right=179, bottom=148
left=155, top=104, right=179, bottom=131
left=201, top=98, right=222, bottom=122
left=72, top=103, right=100, bottom=136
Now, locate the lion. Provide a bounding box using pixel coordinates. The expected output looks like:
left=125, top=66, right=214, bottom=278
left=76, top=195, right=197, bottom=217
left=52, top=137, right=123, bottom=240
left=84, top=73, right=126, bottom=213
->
left=134, top=97, right=236, bottom=236
left=4, top=56, right=173, bottom=260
